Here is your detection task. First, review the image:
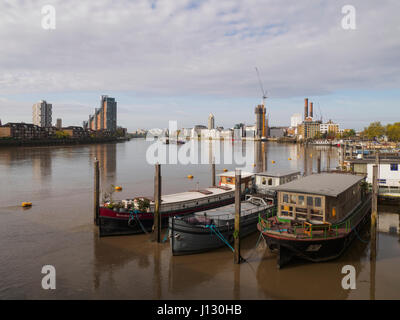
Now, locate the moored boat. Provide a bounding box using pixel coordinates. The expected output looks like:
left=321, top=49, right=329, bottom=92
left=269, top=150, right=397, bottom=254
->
left=257, top=173, right=371, bottom=268
left=99, top=171, right=254, bottom=237
left=169, top=169, right=302, bottom=255
left=170, top=195, right=276, bottom=255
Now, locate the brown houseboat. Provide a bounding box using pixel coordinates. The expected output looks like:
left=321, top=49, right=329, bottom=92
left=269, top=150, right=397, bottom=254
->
left=258, top=173, right=371, bottom=268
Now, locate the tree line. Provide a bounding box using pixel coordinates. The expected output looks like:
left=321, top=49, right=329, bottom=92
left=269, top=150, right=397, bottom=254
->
left=362, top=122, right=400, bottom=141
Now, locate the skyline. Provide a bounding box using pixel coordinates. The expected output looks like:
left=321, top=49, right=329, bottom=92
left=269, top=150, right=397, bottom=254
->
left=1, top=0, right=399, bottom=131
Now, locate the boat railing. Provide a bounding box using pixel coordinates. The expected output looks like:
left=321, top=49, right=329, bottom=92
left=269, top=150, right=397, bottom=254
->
left=179, top=205, right=276, bottom=228
left=259, top=194, right=372, bottom=239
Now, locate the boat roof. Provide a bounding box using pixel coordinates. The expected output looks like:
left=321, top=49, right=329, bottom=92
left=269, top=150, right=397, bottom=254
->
left=193, top=201, right=268, bottom=219
left=255, top=169, right=301, bottom=178
left=217, top=171, right=254, bottom=178
left=273, top=173, right=365, bottom=197
left=150, top=186, right=233, bottom=204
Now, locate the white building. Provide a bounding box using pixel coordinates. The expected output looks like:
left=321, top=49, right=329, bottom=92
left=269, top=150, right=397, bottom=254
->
left=290, top=113, right=302, bottom=128
left=32, top=100, right=52, bottom=127
left=320, top=121, right=340, bottom=134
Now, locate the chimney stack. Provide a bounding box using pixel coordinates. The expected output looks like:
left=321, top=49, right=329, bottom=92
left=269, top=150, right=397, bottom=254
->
left=310, top=102, right=313, bottom=118
left=304, top=98, right=309, bottom=120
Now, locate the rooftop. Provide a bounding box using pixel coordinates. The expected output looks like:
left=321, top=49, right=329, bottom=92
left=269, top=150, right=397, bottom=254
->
left=217, top=171, right=254, bottom=178
left=273, top=173, right=365, bottom=197
left=256, top=169, right=301, bottom=178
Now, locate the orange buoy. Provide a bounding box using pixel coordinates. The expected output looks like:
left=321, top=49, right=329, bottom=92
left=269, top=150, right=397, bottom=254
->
left=271, top=160, right=276, bottom=164
left=187, top=175, right=194, bottom=179
left=223, top=168, right=228, bottom=172
left=115, top=186, right=122, bottom=191
left=21, top=202, right=32, bottom=207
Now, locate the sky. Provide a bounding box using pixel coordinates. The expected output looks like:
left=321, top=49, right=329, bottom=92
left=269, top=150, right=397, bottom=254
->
left=0, top=0, right=399, bottom=131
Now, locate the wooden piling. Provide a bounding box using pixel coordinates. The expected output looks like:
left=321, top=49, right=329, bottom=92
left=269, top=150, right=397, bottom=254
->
left=317, top=154, right=321, bottom=173
left=234, top=169, right=242, bottom=264
left=211, top=159, right=216, bottom=186
left=340, top=144, right=345, bottom=170
left=94, top=158, right=100, bottom=226
left=327, top=153, right=331, bottom=172
left=370, top=165, right=378, bottom=259
left=153, top=163, right=162, bottom=242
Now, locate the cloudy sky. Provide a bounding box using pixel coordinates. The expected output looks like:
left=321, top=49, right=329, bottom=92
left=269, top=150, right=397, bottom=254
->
left=0, top=0, right=399, bottom=131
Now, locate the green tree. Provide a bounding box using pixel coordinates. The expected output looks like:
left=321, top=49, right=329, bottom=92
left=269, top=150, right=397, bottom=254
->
left=363, top=122, right=386, bottom=140
left=386, top=122, right=400, bottom=141
left=55, top=130, right=69, bottom=139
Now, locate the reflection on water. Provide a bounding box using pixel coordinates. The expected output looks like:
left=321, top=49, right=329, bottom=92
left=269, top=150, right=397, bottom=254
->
left=0, top=140, right=399, bottom=299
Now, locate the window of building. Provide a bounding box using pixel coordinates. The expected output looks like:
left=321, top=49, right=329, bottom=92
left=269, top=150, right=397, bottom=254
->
left=268, top=178, right=273, bottom=186
left=307, top=196, right=313, bottom=206
left=315, top=197, right=322, bottom=207
left=283, top=194, right=289, bottom=203
left=298, top=196, right=305, bottom=206
left=391, top=164, right=398, bottom=171
left=289, top=195, right=297, bottom=204
left=262, top=178, right=266, bottom=185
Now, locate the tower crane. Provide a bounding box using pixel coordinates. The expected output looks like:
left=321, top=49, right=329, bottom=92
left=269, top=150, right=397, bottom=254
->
left=255, top=67, right=268, bottom=139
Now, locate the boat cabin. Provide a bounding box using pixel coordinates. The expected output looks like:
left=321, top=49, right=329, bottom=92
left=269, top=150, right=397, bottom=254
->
left=273, top=173, right=366, bottom=224
left=217, top=171, right=254, bottom=191
left=254, top=169, right=301, bottom=193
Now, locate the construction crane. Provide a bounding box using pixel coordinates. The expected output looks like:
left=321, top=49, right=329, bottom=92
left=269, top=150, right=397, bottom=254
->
left=255, top=67, right=268, bottom=106
left=255, top=67, right=268, bottom=139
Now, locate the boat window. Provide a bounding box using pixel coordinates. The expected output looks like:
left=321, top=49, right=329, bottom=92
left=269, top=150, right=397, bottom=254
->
left=283, top=194, right=289, bottom=203
left=298, top=196, right=305, bottom=206
left=268, top=178, right=273, bottom=186
left=307, top=196, right=313, bottom=206
left=262, top=178, right=266, bottom=185
left=332, top=207, right=336, bottom=217
left=289, top=195, right=296, bottom=204
left=315, top=197, right=321, bottom=207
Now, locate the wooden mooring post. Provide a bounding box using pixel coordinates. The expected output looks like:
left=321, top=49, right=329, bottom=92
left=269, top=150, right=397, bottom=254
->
left=153, top=163, right=162, bottom=242
left=317, top=154, right=321, bottom=173
left=370, top=164, right=378, bottom=300
left=327, top=153, right=331, bottom=172
left=211, top=158, right=216, bottom=186
left=234, top=169, right=242, bottom=264
left=94, top=158, right=100, bottom=226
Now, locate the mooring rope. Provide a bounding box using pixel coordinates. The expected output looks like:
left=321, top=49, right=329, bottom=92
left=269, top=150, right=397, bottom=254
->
left=205, top=224, right=234, bottom=252
left=353, top=224, right=370, bottom=244
left=128, top=210, right=149, bottom=234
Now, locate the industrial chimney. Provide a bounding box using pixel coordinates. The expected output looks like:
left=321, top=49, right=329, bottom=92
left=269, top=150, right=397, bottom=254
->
left=304, top=98, right=309, bottom=120
left=310, top=102, right=313, bottom=118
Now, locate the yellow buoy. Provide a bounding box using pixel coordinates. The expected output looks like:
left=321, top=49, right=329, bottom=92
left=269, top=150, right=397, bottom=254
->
left=271, top=160, right=276, bottom=164
left=115, top=186, right=122, bottom=191
left=223, top=168, right=228, bottom=172
left=252, top=163, right=256, bottom=167
left=187, top=175, right=193, bottom=179
left=288, top=158, right=292, bottom=161
left=21, top=202, right=32, bottom=207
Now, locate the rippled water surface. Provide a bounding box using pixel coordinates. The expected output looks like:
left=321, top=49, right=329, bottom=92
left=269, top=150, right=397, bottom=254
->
left=0, top=139, right=399, bottom=299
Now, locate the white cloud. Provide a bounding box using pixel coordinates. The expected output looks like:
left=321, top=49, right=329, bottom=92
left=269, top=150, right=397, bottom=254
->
left=0, top=0, right=399, bottom=130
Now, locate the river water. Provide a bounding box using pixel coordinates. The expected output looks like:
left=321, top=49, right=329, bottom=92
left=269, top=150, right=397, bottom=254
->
left=0, top=139, right=399, bottom=299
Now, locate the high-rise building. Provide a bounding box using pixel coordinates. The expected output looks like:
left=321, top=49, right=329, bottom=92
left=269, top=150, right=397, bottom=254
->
left=56, top=118, right=62, bottom=129
left=255, top=104, right=266, bottom=138
left=88, top=95, right=117, bottom=131
left=208, top=113, right=215, bottom=130
left=32, top=100, right=52, bottom=127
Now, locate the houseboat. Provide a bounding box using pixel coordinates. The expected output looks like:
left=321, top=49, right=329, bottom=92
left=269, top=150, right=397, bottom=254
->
left=98, top=171, right=254, bottom=237
left=253, top=170, right=301, bottom=195
left=169, top=170, right=300, bottom=255
left=257, top=173, right=371, bottom=268
left=347, top=153, right=400, bottom=203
